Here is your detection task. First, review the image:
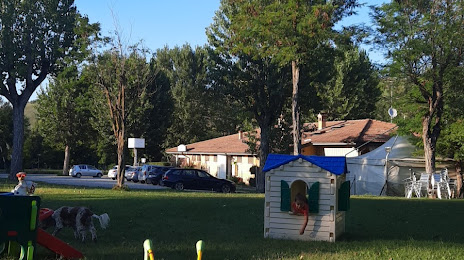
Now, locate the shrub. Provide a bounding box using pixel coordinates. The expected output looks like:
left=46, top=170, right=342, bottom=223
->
left=148, top=162, right=172, bottom=166
left=229, top=176, right=244, bottom=185
left=249, top=165, right=258, bottom=175
left=248, top=177, right=256, bottom=187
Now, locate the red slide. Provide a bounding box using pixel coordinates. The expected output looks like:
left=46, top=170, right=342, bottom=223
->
left=36, top=208, right=83, bottom=259
left=36, top=229, right=84, bottom=259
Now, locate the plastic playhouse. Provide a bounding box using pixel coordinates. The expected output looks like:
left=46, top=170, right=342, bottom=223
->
left=0, top=193, right=84, bottom=259
left=263, top=154, right=350, bottom=242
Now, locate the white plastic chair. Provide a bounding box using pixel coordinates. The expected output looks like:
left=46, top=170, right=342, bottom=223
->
left=432, top=174, right=442, bottom=199
left=412, top=174, right=422, bottom=198
left=419, top=173, right=431, bottom=197
left=404, top=174, right=422, bottom=198
left=404, top=177, right=413, bottom=198
left=440, top=168, right=452, bottom=198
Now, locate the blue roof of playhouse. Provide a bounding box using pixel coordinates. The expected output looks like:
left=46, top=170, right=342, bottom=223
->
left=263, top=154, right=347, bottom=175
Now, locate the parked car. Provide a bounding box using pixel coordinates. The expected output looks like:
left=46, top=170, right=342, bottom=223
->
left=125, top=166, right=142, bottom=182
left=107, top=166, right=118, bottom=180
left=161, top=168, right=236, bottom=193
left=69, top=164, right=103, bottom=178
left=142, top=165, right=173, bottom=185
left=108, top=165, right=131, bottom=180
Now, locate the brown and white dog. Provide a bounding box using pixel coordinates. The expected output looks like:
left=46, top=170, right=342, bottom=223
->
left=39, top=206, right=110, bottom=242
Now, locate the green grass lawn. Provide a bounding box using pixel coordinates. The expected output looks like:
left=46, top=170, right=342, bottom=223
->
left=2, top=180, right=464, bottom=260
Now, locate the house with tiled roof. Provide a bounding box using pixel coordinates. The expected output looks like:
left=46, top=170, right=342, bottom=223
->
left=165, top=131, right=258, bottom=184
left=301, top=113, right=398, bottom=157
left=166, top=114, right=397, bottom=183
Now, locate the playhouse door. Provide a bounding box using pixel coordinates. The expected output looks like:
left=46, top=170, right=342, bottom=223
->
left=217, top=155, right=227, bottom=179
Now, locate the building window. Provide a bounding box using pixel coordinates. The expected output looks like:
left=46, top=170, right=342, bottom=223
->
left=248, top=156, right=253, bottom=164
left=205, top=155, right=209, bottom=161
left=236, top=156, right=242, bottom=163
left=213, top=155, right=217, bottom=162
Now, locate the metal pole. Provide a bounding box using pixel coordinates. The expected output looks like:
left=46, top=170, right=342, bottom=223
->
left=133, top=148, right=138, bottom=166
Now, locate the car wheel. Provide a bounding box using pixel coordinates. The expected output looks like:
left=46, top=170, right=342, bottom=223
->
left=112, top=178, right=116, bottom=180
left=96, top=173, right=102, bottom=178
left=221, top=184, right=231, bottom=193
left=76, top=173, right=82, bottom=178
left=174, top=182, right=184, bottom=191
left=152, top=180, right=158, bottom=185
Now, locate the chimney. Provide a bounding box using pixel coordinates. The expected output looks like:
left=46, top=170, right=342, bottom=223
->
left=317, top=112, right=327, bottom=130
left=238, top=131, right=242, bottom=140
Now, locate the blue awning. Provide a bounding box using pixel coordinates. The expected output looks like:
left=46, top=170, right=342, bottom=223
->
left=263, top=154, right=347, bottom=175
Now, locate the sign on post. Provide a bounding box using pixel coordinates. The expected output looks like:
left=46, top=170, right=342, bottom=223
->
left=128, top=138, right=145, bottom=149
left=128, top=138, right=145, bottom=166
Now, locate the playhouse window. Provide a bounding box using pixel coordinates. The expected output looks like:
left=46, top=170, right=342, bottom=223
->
left=291, top=180, right=308, bottom=205
left=280, top=180, right=306, bottom=212
left=281, top=180, right=320, bottom=213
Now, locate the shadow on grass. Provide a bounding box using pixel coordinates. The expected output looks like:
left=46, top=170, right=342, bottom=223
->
left=5, top=181, right=464, bottom=259
left=344, top=196, right=464, bottom=242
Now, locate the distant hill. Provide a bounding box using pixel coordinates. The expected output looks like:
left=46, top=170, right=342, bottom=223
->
left=25, top=101, right=37, bottom=128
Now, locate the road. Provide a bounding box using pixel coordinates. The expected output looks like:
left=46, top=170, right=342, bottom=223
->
left=0, top=174, right=168, bottom=190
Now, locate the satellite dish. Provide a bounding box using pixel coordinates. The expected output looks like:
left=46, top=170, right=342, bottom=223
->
left=388, top=107, right=397, bottom=118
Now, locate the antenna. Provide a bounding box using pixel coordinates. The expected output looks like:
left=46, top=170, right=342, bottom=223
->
left=388, top=82, right=397, bottom=123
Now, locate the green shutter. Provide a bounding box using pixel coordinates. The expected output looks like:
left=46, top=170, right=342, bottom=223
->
left=338, top=181, right=351, bottom=211
left=307, top=182, right=320, bottom=213
left=280, top=180, right=291, bottom=212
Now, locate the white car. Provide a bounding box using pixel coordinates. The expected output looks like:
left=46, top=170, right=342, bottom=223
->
left=125, top=166, right=141, bottom=182
left=107, top=165, right=118, bottom=180
left=108, top=165, right=131, bottom=180
left=69, top=164, right=103, bottom=178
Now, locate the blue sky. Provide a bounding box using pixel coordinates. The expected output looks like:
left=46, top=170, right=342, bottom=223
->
left=74, top=0, right=221, bottom=51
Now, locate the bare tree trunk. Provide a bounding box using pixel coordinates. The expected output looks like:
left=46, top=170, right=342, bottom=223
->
left=422, top=115, right=436, bottom=198
left=9, top=103, right=26, bottom=180
left=421, top=91, right=443, bottom=175
left=257, top=125, right=271, bottom=193
left=291, top=60, right=301, bottom=155
left=133, top=148, right=137, bottom=166
left=63, top=145, right=71, bottom=176
left=116, top=127, right=126, bottom=187
left=422, top=130, right=435, bottom=173
left=455, top=161, right=463, bottom=198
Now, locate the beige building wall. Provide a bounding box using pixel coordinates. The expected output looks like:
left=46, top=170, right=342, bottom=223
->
left=179, top=154, right=259, bottom=184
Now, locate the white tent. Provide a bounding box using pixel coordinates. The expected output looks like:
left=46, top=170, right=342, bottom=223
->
left=346, top=136, right=417, bottom=196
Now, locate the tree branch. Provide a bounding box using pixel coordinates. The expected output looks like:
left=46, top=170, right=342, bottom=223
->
left=0, top=83, right=11, bottom=103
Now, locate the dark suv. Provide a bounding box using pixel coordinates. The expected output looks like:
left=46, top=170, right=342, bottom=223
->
left=144, top=165, right=173, bottom=185
left=161, top=168, right=236, bottom=193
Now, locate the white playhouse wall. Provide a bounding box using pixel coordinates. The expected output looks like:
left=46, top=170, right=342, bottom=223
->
left=264, top=159, right=346, bottom=242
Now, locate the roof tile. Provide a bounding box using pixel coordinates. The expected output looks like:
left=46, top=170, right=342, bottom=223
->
left=166, top=119, right=397, bottom=154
